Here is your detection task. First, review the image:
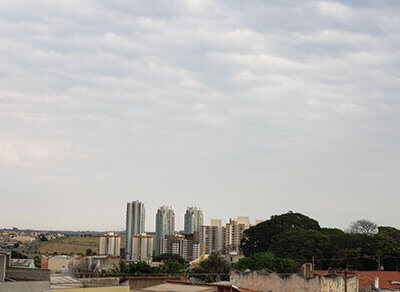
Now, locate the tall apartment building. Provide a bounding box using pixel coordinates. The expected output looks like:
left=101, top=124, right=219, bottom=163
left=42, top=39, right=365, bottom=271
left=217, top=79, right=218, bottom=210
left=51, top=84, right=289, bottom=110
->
left=210, top=219, right=222, bottom=228
left=225, top=219, right=246, bottom=254
left=99, top=232, right=121, bottom=256
left=236, top=216, right=251, bottom=229
left=184, top=207, right=204, bottom=234
left=199, top=225, right=225, bottom=255
left=132, top=234, right=154, bottom=264
left=155, top=206, right=175, bottom=256
left=125, top=201, right=145, bottom=260
left=159, top=235, right=200, bottom=261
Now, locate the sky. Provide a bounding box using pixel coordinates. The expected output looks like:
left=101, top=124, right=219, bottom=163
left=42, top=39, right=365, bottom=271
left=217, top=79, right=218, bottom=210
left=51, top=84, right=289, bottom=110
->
left=0, top=0, right=399, bottom=232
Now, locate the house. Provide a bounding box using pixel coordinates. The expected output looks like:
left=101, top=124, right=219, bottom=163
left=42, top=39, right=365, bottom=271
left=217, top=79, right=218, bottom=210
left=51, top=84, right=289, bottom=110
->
left=10, top=258, right=35, bottom=269
left=41, top=255, right=73, bottom=271
left=0, top=251, right=51, bottom=292
left=316, top=270, right=400, bottom=292
left=350, top=271, right=400, bottom=292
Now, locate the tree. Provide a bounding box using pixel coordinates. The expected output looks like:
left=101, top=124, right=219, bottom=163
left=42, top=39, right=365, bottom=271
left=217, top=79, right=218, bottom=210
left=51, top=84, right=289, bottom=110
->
left=191, top=253, right=231, bottom=282
left=69, top=258, right=99, bottom=278
left=11, top=251, right=27, bottom=259
left=347, top=219, right=378, bottom=235
left=153, top=253, right=186, bottom=265
left=239, top=211, right=400, bottom=271
left=39, top=235, right=48, bottom=242
left=162, top=261, right=184, bottom=274
left=127, top=261, right=153, bottom=274
left=86, top=248, right=94, bottom=256
left=112, top=260, right=129, bottom=275
left=234, top=252, right=298, bottom=272
left=241, top=212, right=321, bottom=256
left=269, top=228, right=330, bottom=266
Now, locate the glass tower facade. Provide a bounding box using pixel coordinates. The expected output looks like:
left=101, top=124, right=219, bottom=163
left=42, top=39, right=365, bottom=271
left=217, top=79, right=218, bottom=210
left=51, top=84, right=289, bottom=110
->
left=155, top=206, right=175, bottom=256
left=125, top=201, right=145, bottom=260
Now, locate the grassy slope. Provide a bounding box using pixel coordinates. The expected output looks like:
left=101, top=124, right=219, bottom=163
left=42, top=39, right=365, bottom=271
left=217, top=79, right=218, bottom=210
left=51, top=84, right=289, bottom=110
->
left=35, top=236, right=100, bottom=255
left=33, top=235, right=126, bottom=255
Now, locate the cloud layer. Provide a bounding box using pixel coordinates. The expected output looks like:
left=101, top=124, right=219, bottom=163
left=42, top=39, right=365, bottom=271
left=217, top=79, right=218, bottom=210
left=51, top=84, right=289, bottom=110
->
left=0, top=0, right=399, bottom=231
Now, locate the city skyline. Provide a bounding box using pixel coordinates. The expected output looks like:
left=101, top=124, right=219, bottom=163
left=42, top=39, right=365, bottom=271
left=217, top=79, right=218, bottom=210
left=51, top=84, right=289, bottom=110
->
left=1, top=0, right=399, bottom=231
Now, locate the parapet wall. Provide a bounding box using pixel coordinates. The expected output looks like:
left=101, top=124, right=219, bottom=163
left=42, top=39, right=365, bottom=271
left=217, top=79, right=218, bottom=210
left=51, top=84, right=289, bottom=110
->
left=0, top=281, right=50, bottom=292
left=6, top=267, right=50, bottom=281
left=230, top=271, right=358, bottom=292
left=79, top=277, right=121, bottom=287
left=124, top=276, right=187, bottom=289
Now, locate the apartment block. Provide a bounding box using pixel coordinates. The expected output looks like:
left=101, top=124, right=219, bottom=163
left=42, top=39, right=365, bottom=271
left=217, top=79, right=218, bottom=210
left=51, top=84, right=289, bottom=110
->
left=159, top=235, right=200, bottom=261
left=99, top=232, right=121, bottom=256
left=199, top=225, right=226, bottom=255
left=132, top=234, right=154, bottom=264
left=225, top=219, right=246, bottom=254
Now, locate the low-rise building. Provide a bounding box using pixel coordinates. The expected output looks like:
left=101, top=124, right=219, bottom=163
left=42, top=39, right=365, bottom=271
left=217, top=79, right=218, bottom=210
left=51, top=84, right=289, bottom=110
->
left=316, top=270, right=400, bottom=292
left=41, top=255, right=73, bottom=271
left=1, top=251, right=51, bottom=292
left=10, top=258, right=35, bottom=269
left=71, top=255, right=121, bottom=273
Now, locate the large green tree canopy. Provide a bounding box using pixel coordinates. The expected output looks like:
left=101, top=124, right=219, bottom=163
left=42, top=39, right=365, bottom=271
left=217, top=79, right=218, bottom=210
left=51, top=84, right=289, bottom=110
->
left=241, top=212, right=400, bottom=271
left=241, top=212, right=321, bottom=256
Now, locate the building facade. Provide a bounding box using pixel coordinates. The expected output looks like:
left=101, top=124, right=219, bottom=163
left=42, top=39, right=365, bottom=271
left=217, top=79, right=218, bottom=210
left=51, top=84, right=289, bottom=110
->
left=99, top=232, right=121, bottom=256
left=155, top=206, right=175, bottom=256
left=199, top=225, right=226, bottom=255
left=210, top=219, right=222, bottom=228
left=132, top=234, right=154, bottom=263
left=159, top=235, right=200, bottom=261
left=184, top=207, right=204, bottom=234
left=225, top=219, right=246, bottom=254
left=231, top=270, right=358, bottom=292
left=125, top=201, right=145, bottom=260
left=236, top=217, right=251, bottom=229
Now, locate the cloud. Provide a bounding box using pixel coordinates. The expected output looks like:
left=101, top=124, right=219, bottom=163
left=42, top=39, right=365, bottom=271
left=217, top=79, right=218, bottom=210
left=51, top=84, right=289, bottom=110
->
left=315, top=1, right=354, bottom=20
left=0, top=0, right=399, bottom=230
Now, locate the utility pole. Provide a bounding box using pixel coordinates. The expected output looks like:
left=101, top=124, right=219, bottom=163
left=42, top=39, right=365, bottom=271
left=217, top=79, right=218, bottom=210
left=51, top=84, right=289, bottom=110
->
left=344, top=263, right=349, bottom=292
left=376, top=256, right=381, bottom=271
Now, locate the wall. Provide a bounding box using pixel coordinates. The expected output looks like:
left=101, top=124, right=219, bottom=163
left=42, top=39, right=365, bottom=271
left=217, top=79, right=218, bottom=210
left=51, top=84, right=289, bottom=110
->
left=49, top=256, right=72, bottom=270
left=0, top=281, right=50, bottom=292
left=51, top=287, right=129, bottom=292
left=124, top=276, right=187, bottom=290
left=79, top=277, right=120, bottom=286
left=6, top=267, right=50, bottom=281
left=320, top=275, right=358, bottom=292
left=230, top=271, right=358, bottom=292
left=0, top=255, right=5, bottom=282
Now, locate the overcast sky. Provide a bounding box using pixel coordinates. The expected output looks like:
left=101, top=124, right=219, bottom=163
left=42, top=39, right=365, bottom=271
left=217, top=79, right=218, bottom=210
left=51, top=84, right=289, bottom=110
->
left=0, top=0, right=399, bottom=232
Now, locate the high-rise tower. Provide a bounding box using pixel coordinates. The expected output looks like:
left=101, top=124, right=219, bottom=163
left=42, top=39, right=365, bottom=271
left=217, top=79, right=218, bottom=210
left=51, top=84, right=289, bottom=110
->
left=125, top=201, right=145, bottom=260
left=155, top=206, right=175, bottom=256
left=184, top=206, right=204, bottom=234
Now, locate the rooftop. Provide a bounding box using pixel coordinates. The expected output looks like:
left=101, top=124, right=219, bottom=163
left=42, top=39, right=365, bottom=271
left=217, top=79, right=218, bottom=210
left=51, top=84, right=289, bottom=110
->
left=315, top=270, right=400, bottom=290
left=139, top=283, right=215, bottom=292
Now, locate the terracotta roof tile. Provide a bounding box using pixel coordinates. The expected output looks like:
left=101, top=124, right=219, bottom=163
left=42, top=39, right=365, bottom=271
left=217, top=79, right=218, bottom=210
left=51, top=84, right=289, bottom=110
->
left=315, top=270, right=400, bottom=290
